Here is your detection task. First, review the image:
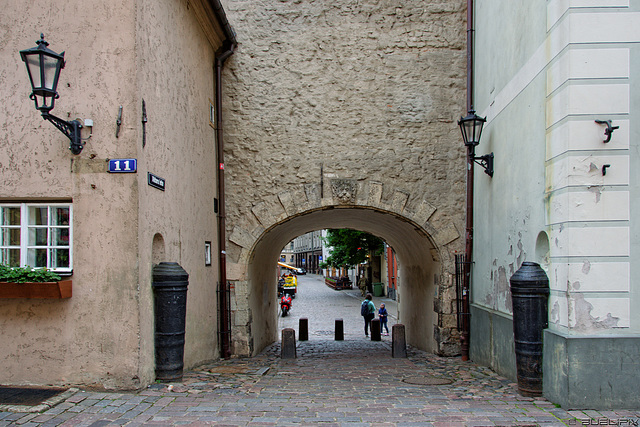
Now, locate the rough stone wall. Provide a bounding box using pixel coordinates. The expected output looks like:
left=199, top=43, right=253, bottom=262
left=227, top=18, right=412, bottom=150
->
left=220, top=0, right=468, bottom=355
left=223, top=0, right=467, bottom=228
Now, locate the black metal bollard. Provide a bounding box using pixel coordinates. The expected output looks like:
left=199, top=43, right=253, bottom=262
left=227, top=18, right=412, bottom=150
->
left=371, top=318, right=381, bottom=341
left=152, top=262, right=189, bottom=382
left=510, top=262, right=549, bottom=397
left=335, top=319, right=344, bottom=341
left=281, top=328, right=296, bottom=359
left=392, top=324, right=407, bottom=358
left=299, top=318, right=309, bottom=341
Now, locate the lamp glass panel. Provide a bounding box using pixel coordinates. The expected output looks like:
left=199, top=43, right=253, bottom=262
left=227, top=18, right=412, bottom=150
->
left=42, top=54, right=60, bottom=91
left=25, top=53, right=42, bottom=88
left=473, top=120, right=484, bottom=144
left=464, top=120, right=473, bottom=141
left=462, top=120, right=477, bottom=145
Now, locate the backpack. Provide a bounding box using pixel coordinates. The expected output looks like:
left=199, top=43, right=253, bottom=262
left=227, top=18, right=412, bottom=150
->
left=361, top=300, right=371, bottom=316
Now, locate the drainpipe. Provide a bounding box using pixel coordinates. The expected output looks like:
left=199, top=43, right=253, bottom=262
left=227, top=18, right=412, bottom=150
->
left=210, top=0, right=237, bottom=360
left=466, top=0, right=474, bottom=113
left=461, top=0, right=475, bottom=362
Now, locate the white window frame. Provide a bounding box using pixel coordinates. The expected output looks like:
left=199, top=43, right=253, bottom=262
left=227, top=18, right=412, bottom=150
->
left=0, top=203, right=73, bottom=273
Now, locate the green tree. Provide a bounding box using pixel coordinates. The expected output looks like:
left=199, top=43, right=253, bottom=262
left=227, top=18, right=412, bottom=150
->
left=322, top=229, right=384, bottom=269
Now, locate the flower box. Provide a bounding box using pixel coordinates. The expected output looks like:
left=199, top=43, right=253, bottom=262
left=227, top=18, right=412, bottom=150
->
left=0, top=280, right=72, bottom=299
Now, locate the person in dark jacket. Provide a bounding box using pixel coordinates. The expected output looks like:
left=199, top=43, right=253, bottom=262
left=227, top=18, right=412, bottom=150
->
left=361, top=293, right=376, bottom=337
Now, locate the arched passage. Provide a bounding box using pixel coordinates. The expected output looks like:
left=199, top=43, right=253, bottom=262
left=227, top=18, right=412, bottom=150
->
left=244, top=206, right=444, bottom=356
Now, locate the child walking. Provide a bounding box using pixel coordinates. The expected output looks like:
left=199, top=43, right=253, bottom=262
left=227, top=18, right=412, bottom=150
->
left=378, top=303, right=389, bottom=336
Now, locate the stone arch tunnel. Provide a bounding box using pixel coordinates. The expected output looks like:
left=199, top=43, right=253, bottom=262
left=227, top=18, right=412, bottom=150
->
left=218, top=0, right=468, bottom=361
left=225, top=180, right=463, bottom=358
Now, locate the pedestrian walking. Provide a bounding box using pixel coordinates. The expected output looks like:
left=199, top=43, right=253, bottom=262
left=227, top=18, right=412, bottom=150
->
left=360, top=293, right=376, bottom=337
left=378, top=303, right=389, bottom=335
left=358, top=275, right=367, bottom=297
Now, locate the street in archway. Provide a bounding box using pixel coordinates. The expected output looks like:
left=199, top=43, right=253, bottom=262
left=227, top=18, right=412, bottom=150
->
left=277, top=274, right=397, bottom=340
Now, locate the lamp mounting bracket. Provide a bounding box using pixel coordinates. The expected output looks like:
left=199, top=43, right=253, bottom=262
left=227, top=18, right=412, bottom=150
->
left=473, top=153, right=494, bottom=177
left=42, top=112, right=84, bottom=155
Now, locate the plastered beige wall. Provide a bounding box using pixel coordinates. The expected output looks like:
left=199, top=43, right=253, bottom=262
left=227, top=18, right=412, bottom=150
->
left=0, top=0, right=224, bottom=388
left=0, top=0, right=141, bottom=389
left=135, top=0, right=223, bottom=378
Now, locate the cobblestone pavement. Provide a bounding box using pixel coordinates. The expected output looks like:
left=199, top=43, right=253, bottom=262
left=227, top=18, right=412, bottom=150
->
left=1, top=275, right=638, bottom=426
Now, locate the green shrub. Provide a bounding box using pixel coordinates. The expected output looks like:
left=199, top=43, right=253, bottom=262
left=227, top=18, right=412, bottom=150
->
left=0, top=265, right=62, bottom=283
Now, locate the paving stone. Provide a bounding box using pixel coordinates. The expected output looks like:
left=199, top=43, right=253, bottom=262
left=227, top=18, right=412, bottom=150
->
left=1, top=276, right=639, bottom=426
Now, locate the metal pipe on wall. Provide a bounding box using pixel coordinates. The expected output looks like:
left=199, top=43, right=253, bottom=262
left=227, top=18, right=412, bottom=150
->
left=210, top=0, right=237, bottom=360
left=461, top=0, right=475, bottom=361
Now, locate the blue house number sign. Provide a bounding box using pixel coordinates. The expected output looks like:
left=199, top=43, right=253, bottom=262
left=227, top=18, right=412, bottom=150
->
left=108, top=159, right=137, bottom=173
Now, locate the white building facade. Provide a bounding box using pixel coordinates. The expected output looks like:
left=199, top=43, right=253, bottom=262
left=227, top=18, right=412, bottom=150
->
left=471, top=0, right=639, bottom=408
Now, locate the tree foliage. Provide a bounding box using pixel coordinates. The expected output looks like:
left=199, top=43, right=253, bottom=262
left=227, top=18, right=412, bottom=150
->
left=322, top=229, right=384, bottom=268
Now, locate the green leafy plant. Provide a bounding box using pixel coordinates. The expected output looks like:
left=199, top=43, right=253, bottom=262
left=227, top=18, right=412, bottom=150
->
left=0, top=264, right=62, bottom=283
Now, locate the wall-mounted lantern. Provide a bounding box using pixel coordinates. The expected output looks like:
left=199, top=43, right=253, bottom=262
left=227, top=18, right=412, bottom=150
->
left=20, top=34, right=85, bottom=154
left=458, top=110, right=493, bottom=177
left=457, top=108, right=494, bottom=361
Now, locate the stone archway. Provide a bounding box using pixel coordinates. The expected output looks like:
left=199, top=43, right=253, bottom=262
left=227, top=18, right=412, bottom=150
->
left=225, top=180, right=462, bottom=357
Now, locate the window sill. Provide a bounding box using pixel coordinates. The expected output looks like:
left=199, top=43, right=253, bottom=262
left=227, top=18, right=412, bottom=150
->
left=0, top=280, right=72, bottom=299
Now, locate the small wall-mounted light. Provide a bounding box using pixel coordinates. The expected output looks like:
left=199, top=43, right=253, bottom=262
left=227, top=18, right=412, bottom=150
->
left=595, top=119, right=619, bottom=143
left=458, top=110, right=494, bottom=177
left=19, top=34, right=85, bottom=154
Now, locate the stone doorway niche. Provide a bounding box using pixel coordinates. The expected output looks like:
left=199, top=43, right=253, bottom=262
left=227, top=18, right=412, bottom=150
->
left=242, top=206, right=445, bottom=356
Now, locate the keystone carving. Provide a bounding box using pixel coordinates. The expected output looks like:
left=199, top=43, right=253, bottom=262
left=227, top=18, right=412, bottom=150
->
left=331, top=179, right=357, bottom=205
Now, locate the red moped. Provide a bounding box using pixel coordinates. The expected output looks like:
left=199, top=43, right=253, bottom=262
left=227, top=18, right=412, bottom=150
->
left=280, top=294, right=292, bottom=317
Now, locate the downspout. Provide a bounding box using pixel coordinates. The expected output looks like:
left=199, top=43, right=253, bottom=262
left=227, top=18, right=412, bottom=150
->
left=466, top=0, right=474, bottom=113
left=461, top=0, right=475, bottom=362
left=210, top=0, right=237, bottom=360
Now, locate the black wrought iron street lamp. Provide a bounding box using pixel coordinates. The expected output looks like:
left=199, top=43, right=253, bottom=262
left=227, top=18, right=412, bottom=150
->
left=20, top=34, right=84, bottom=155
left=458, top=110, right=493, bottom=177
left=457, top=109, right=494, bottom=361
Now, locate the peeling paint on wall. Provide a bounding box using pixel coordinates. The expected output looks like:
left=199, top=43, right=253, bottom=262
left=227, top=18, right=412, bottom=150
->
left=570, top=293, right=620, bottom=332
left=551, top=300, right=560, bottom=325
left=516, top=237, right=525, bottom=268
left=495, top=265, right=512, bottom=313
left=588, top=185, right=602, bottom=203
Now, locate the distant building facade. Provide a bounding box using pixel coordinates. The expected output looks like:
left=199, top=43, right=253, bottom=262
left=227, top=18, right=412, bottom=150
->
left=291, top=230, right=323, bottom=274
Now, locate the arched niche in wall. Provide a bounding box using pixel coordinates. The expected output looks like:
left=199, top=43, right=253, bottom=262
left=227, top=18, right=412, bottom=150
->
left=152, top=233, right=166, bottom=265
left=534, top=231, right=550, bottom=271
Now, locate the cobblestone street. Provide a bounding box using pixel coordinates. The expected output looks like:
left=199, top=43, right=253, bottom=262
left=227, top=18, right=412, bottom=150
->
left=276, top=274, right=398, bottom=339
left=1, top=275, right=638, bottom=426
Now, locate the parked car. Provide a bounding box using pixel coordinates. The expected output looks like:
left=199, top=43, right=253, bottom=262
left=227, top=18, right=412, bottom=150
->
left=296, top=268, right=306, bottom=275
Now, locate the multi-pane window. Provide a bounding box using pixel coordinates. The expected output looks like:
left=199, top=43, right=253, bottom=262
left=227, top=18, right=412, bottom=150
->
left=0, top=203, right=72, bottom=272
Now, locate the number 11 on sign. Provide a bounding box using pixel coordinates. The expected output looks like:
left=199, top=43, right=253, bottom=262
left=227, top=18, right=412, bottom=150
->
left=108, top=159, right=137, bottom=173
